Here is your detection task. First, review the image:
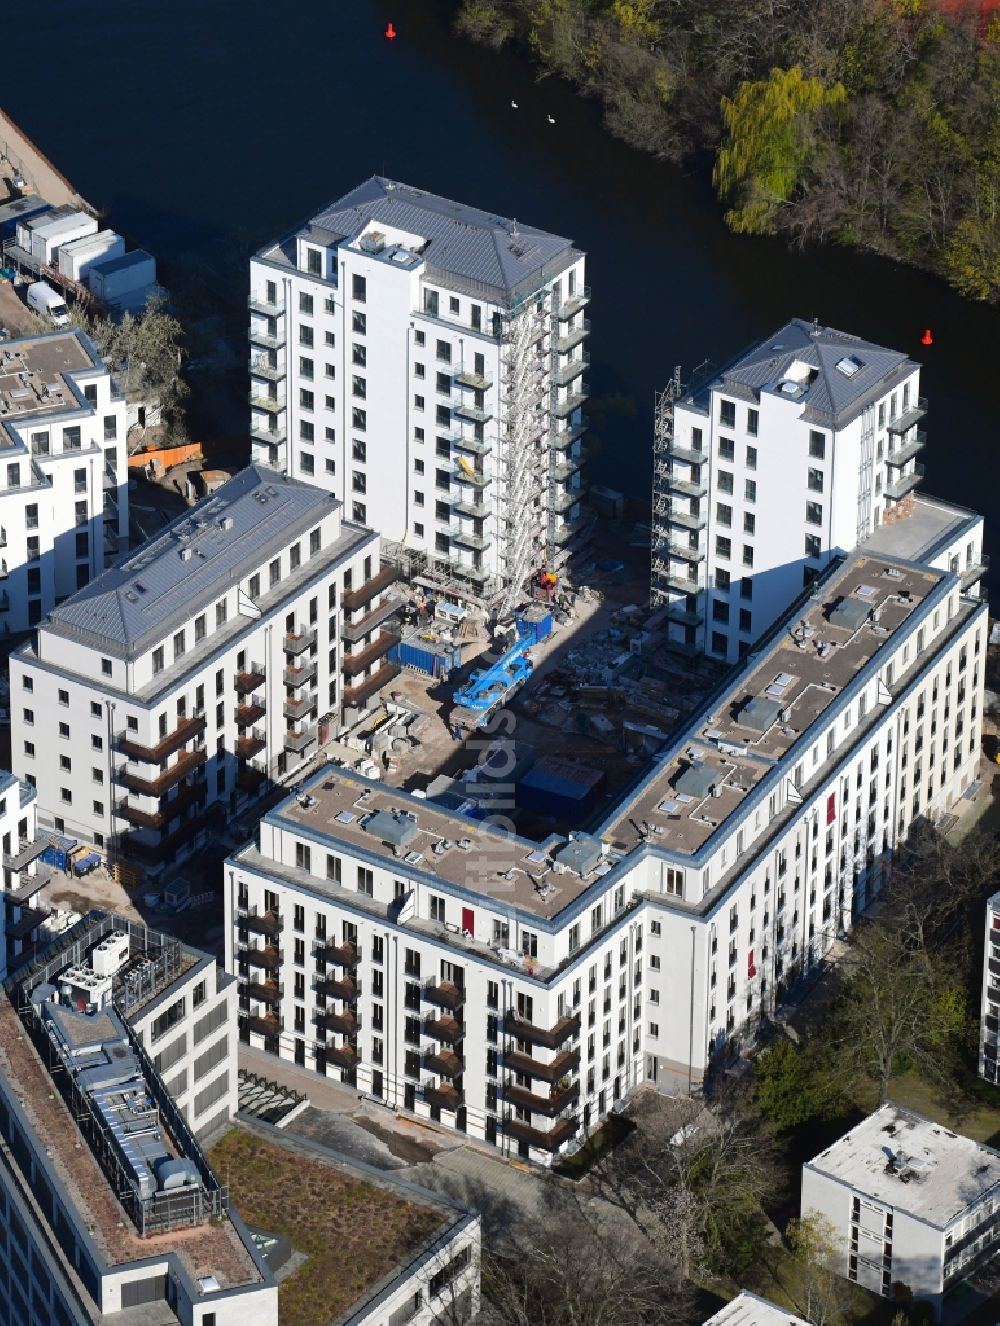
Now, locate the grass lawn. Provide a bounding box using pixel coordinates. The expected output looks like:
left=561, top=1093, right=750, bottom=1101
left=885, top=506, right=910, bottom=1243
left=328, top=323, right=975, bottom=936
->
left=209, top=1127, right=446, bottom=1326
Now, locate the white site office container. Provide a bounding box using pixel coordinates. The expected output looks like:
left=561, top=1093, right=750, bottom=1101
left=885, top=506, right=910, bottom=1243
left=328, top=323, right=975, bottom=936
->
left=57, top=230, right=124, bottom=282
left=29, top=211, right=97, bottom=266
left=87, top=250, right=156, bottom=301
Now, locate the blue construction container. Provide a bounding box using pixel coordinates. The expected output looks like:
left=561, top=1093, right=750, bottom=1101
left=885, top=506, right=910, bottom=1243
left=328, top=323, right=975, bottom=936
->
left=40, top=834, right=78, bottom=872
left=516, top=609, right=553, bottom=645
left=390, top=632, right=463, bottom=678
left=516, top=757, right=606, bottom=821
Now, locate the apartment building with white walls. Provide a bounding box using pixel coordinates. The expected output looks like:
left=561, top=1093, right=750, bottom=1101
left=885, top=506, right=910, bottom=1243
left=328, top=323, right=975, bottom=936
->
left=802, top=1103, right=1000, bottom=1318
left=225, top=543, right=986, bottom=1163
left=979, top=890, right=1000, bottom=1084
left=9, top=465, right=399, bottom=880
left=0, top=770, right=55, bottom=976
left=0, top=330, right=128, bottom=634
left=249, top=176, right=592, bottom=611
left=651, top=320, right=986, bottom=663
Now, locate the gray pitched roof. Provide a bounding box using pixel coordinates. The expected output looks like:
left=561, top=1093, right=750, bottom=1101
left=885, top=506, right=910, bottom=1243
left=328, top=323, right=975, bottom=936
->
left=307, top=176, right=576, bottom=301
left=716, top=319, right=913, bottom=424
left=46, top=466, right=338, bottom=657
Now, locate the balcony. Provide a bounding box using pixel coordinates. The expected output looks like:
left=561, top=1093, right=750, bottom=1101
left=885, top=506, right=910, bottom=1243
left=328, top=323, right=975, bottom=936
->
left=665, top=601, right=705, bottom=626
left=343, top=661, right=401, bottom=707
left=239, top=907, right=283, bottom=938
left=551, top=513, right=593, bottom=546
left=666, top=506, right=707, bottom=531
left=666, top=472, right=707, bottom=499
left=283, top=659, right=318, bottom=686
left=550, top=388, right=588, bottom=419
left=961, top=554, right=990, bottom=591
left=884, top=464, right=924, bottom=501
left=504, top=1114, right=579, bottom=1153
left=327, top=1044, right=360, bottom=1070
left=424, top=1015, right=463, bottom=1044
left=117, top=747, right=207, bottom=797
left=343, top=564, right=399, bottom=612
left=423, top=1049, right=462, bottom=1079
left=249, top=326, right=285, bottom=351
left=245, top=978, right=282, bottom=1004
left=886, top=397, right=927, bottom=434
left=237, top=766, right=268, bottom=793
left=501, top=1050, right=580, bottom=1082
left=342, top=630, right=397, bottom=677
left=666, top=539, right=705, bottom=564
left=450, top=432, right=490, bottom=457
left=450, top=525, right=492, bottom=553
left=549, top=488, right=581, bottom=516
left=551, top=353, right=589, bottom=388
left=117, top=715, right=206, bottom=764
left=452, top=367, right=493, bottom=390
left=554, top=319, right=590, bottom=354
left=505, top=1080, right=580, bottom=1118
left=234, top=667, right=266, bottom=694
left=283, top=695, right=314, bottom=721
left=424, top=1084, right=463, bottom=1113
left=452, top=399, right=493, bottom=425
left=885, top=430, right=926, bottom=467
left=316, top=974, right=358, bottom=1002
left=242, top=944, right=281, bottom=972
left=452, top=462, right=491, bottom=490
left=503, top=1009, right=580, bottom=1049
left=551, top=452, right=585, bottom=484
left=248, top=393, right=286, bottom=414
left=662, top=572, right=702, bottom=595
left=124, top=812, right=208, bottom=864
left=283, top=627, right=316, bottom=656
left=666, top=439, right=707, bottom=465
left=341, top=597, right=400, bottom=643
left=551, top=421, right=586, bottom=450
left=319, top=941, right=360, bottom=968
left=251, top=425, right=286, bottom=446
left=284, top=725, right=317, bottom=754
left=243, top=1013, right=282, bottom=1038
left=235, top=702, right=266, bottom=728
left=116, top=783, right=201, bottom=830
left=248, top=294, right=284, bottom=317
left=554, top=288, right=591, bottom=319
left=248, top=357, right=285, bottom=382
left=424, top=981, right=465, bottom=1012
left=236, top=731, right=266, bottom=759
left=317, top=1009, right=358, bottom=1036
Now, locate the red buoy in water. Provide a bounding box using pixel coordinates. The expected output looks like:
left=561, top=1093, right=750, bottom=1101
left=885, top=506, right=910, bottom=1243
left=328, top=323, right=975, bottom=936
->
left=385, top=21, right=396, bottom=39
left=920, top=327, right=933, bottom=346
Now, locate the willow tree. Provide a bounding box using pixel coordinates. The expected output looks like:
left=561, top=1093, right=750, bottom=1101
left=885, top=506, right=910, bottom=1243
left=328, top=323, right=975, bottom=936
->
left=714, top=65, right=846, bottom=235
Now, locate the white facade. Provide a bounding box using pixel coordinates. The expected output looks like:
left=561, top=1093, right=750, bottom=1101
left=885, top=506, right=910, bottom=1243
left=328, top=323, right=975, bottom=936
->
left=250, top=176, right=592, bottom=609
left=801, top=1103, right=1000, bottom=1318
left=702, top=1291, right=809, bottom=1325
left=225, top=543, right=986, bottom=1163
left=0, top=329, right=128, bottom=634
left=652, top=321, right=987, bottom=663
left=0, top=771, right=53, bottom=976
left=10, top=465, right=397, bottom=878
left=979, top=890, right=1000, bottom=1084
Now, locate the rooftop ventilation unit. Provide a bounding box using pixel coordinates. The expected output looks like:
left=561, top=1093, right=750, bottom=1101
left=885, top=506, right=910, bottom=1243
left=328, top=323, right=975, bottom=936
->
left=221, top=516, right=234, bottom=531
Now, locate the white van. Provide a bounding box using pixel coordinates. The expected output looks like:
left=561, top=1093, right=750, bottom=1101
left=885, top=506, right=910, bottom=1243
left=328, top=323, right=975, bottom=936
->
left=26, top=280, right=70, bottom=327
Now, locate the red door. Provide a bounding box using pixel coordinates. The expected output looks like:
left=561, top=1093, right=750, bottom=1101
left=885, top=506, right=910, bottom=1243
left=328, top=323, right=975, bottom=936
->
left=461, top=907, right=475, bottom=936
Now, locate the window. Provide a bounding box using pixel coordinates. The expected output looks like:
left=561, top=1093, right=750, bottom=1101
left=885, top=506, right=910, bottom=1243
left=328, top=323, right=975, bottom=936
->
left=299, top=355, right=313, bottom=379
left=809, top=430, right=826, bottom=459
left=58, top=688, right=69, bottom=706
left=805, top=501, right=823, bottom=526
left=299, top=291, right=314, bottom=315
left=739, top=608, right=753, bottom=633
left=747, top=407, right=759, bottom=436
left=173, top=630, right=186, bottom=659
left=352, top=375, right=366, bottom=400
left=300, top=452, right=314, bottom=476
left=352, top=407, right=367, bottom=431
left=352, top=274, right=366, bottom=302
left=719, top=400, right=736, bottom=428
left=716, top=535, right=731, bottom=559
left=300, top=388, right=314, bottom=410
left=804, top=533, right=821, bottom=559
left=746, top=445, right=757, bottom=470
left=745, top=478, right=756, bottom=502
left=742, top=544, right=754, bottom=567
left=357, top=867, right=374, bottom=895
left=152, top=646, right=165, bottom=674
left=353, top=471, right=366, bottom=493
left=808, top=468, right=824, bottom=493
left=717, top=471, right=734, bottom=495
left=743, top=512, right=755, bottom=535
left=713, top=600, right=730, bottom=624
left=716, top=568, right=731, bottom=591
left=306, top=248, right=322, bottom=276
left=716, top=503, right=732, bottom=527
left=299, top=325, right=313, bottom=348
left=719, top=437, right=735, bottom=462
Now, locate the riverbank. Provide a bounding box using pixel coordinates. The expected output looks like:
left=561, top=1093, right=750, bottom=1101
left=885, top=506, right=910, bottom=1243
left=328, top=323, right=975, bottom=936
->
left=0, top=105, right=91, bottom=212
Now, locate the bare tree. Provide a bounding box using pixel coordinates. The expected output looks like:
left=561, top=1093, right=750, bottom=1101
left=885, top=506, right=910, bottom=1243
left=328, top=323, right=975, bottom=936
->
left=783, top=1215, right=856, bottom=1326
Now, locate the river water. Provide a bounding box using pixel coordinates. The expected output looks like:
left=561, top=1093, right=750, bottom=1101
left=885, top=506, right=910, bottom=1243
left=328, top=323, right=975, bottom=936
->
left=6, top=0, right=999, bottom=586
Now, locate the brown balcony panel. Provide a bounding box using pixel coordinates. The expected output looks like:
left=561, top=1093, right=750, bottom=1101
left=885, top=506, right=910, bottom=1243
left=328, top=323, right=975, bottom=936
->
left=342, top=595, right=400, bottom=643
left=235, top=703, right=266, bottom=728
left=505, top=1081, right=580, bottom=1118
left=236, top=733, right=267, bottom=759
left=343, top=662, right=401, bottom=708
left=317, top=975, right=358, bottom=1001
left=504, top=1010, right=580, bottom=1050
left=424, top=1084, right=463, bottom=1112
left=504, top=1115, right=578, bottom=1153
left=243, top=1013, right=282, bottom=1038
left=504, top=1047, right=580, bottom=1083
left=117, top=715, right=207, bottom=765
left=123, top=813, right=207, bottom=864
left=118, top=747, right=207, bottom=797
left=283, top=660, right=318, bottom=687
left=424, top=981, right=465, bottom=1012
left=328, top=1044, right=360, bottom=1070
left=318, top=1009, right=358, bottom=1035
left=235, top=669, right=266, bottom=694
left=243, top=945, right=281, bottom=972
left=117, top=782, right=201, bottom=830
left=283, top=629, right=316, bottom=656
left=424, top=1016, right=463, bottom=1044
left=320, top=942, right=360, bottom=968
left=237, top=766, right=268, bottom=793
left=245, top=979, right=282, bottom=1004
left=283, top=696, right=313, bottom=720
left=239, top=908, right=284, bottom=937
left=343, top=630, right=398, bottom=677
left=423, top=1050, right=462, bottom=1079
left=283, top=725, right=317, bottom=754
left=343, top=564, right=398, bottom=612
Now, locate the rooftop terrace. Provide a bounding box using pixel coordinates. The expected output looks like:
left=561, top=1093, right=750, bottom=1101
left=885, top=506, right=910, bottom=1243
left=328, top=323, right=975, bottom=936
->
left=604, top=552, right=940, bottom=856
left=805, top=1103, right=1000, bottom=1229
left=0, top=330, right=95, bottom=431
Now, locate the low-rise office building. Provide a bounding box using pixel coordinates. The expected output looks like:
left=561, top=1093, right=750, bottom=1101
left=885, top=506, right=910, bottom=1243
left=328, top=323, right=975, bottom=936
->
left=0, top=914, right=277, bottom=1325
left=801, top=1103, right=1000, bottom=1318
left=10, top=464, right=399, bottom=877
left=225, top=542, right=985, bottom=1163
left=0, top=330, right=128, bottom=633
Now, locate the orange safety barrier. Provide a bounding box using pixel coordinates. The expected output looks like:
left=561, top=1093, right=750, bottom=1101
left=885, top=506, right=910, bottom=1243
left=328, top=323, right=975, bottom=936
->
left=127, top=442, right=203, bottom=471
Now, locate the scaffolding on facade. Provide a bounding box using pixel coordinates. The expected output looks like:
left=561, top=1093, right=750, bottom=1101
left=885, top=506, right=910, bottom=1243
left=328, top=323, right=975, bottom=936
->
left=650, top=366, right=683, bottom=609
